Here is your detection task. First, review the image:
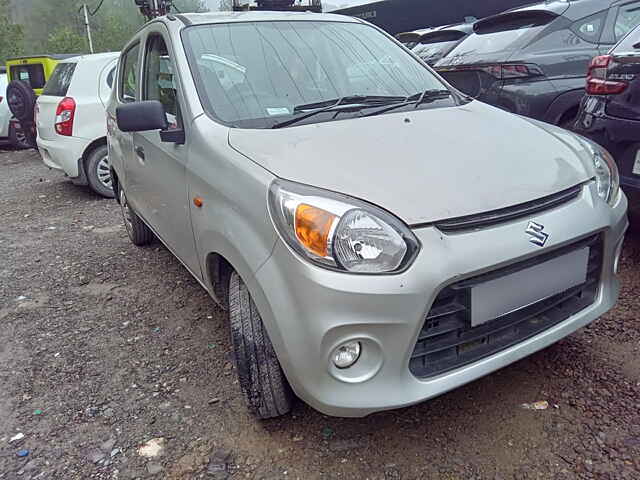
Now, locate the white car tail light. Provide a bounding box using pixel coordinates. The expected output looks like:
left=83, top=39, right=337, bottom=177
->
left=55, top=97, right=76, bottom=136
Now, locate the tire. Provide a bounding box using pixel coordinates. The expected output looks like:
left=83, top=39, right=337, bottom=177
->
left=85, top=145, right=115, bottom=198
left=118, top=186, right=154, bottom=246
left=8, top=122, right=29, bottom=150
left=229, top=271, right=293, bottom=419
left=6, top=81, right=36, bottom=122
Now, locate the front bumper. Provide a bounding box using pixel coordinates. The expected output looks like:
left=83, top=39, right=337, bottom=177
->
left=250, top=183, right=627, bottom=417
left=37, top=135, right=88, bottom=179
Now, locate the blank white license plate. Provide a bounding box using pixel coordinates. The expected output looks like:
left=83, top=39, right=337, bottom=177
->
left=632, top=150, right=640, bottom=176
left=471, top=248, right=589, bottom=327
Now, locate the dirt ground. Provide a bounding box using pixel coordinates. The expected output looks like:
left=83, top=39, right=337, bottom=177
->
left=1, top=148, right=639, bottom=480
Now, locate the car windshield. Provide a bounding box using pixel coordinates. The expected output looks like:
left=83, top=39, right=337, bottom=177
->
left=183, top=20, right=449, bottom=128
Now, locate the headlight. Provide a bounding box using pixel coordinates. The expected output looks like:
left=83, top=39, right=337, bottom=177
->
left=268, top=179, right=420, bottom=274
left=577, top=136, right=620, bottom=206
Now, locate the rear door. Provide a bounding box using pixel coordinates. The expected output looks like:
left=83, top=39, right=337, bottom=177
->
left=36, top=62, right=77, bottom=141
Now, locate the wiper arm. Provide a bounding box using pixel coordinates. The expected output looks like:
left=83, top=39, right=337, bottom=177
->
left=362, top=89, right=452, bottom=118
left=293, top=95, right=407, bottom=113
left=273, top=95, right=406, bottom=129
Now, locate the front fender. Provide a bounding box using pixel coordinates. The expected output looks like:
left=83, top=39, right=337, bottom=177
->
left=186, top=116, right=278, bottom=300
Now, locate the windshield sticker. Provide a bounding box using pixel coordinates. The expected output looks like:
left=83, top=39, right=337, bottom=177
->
left=266, top=107, right=291, bottom=116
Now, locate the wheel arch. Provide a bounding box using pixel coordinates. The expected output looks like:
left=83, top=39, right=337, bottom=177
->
left=544, top=88, right=584, bottom=126
left=81, top=136, right=108, bottom=168
left=206, top=252, right=234, bottom=310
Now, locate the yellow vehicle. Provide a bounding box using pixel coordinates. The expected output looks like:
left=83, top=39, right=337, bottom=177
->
left=5, top=54, right=76, bottom=95
left=4, top=54, right=77, bottom=147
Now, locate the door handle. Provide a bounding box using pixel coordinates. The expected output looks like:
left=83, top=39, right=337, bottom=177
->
left=135, top=146, right=145, bottom=160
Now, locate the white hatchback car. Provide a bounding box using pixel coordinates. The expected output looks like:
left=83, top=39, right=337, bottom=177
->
left=0, top=73, right=27, bottom=148
left=36, top=52, right=119, bottom=197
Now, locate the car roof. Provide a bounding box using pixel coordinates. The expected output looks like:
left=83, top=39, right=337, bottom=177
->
left=6, top=54, right=78, bottom=61
left=58, top=52, right=120, bottom=64
left=178, top=11, right=361, bottom=26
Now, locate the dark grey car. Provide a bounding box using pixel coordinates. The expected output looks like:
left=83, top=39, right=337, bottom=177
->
left=436, top=0, right=640, bottom=128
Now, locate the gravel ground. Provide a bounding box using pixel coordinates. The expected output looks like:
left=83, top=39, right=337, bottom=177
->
left=1, top=148, right=639, bottom=480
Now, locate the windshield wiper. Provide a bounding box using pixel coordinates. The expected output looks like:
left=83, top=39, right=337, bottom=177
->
left=362, top=89, right=452, bottom=118
left=293, top=95, right=407, bottom=112
left=272, top=95, right=407, bottom=129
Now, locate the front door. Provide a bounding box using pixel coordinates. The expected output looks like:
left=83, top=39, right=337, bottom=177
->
left=128, top=28, right=201, bottom=279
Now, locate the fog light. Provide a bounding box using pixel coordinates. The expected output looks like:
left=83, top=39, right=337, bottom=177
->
left=332, top=341, right=361, bottom=369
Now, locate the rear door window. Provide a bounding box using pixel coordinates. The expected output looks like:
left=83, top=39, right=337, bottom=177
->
left=10, top=64, right=45, bottom=89
left=42, top=63, right=77, bottom=96
left=615, top=1, right=640, bottom=41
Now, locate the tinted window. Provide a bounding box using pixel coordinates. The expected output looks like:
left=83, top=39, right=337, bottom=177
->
left=10, top=64, right=45, bottom=89
left=615, top=1, right=640, bottom=41
left=447, top=11, right=557, bottom=58
left=42, top=62, right=77, bottom=96
left=144, top=35, right=180, bottom=129
left=613, top=23, right=640, bottom=52
left=571, top=10, right=607, bottom=43
left=119, top=43, right=140, bottom=102
left=183, top=21, right=446, bottom=128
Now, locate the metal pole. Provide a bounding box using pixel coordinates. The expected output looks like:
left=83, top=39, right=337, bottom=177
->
left=83, top=4, right=94, bottom=54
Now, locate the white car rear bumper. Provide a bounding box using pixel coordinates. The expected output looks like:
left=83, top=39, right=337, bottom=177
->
left=37, top=136, right=89, bottom=179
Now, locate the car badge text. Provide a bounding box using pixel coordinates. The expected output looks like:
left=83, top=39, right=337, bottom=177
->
left=525, top=221, right=549, bottom=247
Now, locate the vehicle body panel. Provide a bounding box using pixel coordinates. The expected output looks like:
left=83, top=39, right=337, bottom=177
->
left=228, top=101, right=593, bottom=225
left=36, top=52, right=118, bottom=180
left=107, top=12, right=627, bottom=418
left=574, top=24, right=640, bottom=192
left=435, top=0, right=632, bottom=125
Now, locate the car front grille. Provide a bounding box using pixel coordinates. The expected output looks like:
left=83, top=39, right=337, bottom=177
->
left=409, top=234, right=603, bottom=379
left=433, top=184, right=583, bottom=233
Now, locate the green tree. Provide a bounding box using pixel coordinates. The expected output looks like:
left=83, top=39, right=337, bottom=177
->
left=46, top=26, right=86, bottom=54
left=0, top=0, right=24, bottom=63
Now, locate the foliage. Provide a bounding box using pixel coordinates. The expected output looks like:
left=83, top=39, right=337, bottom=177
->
left=0, top=0, right=24, bottom=63
left=12, top=0, right=210, bottom=57
left=46, top=26, right=86, bottom=54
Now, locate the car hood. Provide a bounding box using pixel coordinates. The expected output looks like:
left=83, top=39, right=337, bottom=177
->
left=228, top=101, right=593, bottom=225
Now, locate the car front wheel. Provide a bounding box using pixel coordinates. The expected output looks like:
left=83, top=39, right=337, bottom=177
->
left=229, top=271, right=293, bottom=419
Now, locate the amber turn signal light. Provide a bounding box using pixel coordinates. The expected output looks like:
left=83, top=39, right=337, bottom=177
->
left=193, top=197, right=204, bottom=208
left=294, top=204, right=337, bottom=258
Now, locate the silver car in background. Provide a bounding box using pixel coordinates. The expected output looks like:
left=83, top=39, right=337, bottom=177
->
left=107, top=12, right=627, bottom=419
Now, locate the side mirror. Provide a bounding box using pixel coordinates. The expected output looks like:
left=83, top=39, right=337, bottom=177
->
left=116, top=100, right=168, bottom=132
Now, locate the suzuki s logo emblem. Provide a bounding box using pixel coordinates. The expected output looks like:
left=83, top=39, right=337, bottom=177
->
left=525, top=221, right=549, bottom=247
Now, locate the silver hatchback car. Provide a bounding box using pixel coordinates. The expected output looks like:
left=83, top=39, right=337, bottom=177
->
left=107, top=11, right=627, bottom=419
